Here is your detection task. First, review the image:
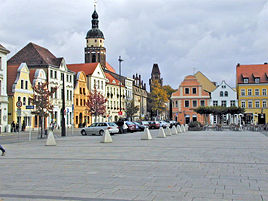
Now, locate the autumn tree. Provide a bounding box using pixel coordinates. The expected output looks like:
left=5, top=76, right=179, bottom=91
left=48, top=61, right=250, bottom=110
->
left=86, top=88, right=107, bottom=123
left=163, top=85, right=176, bottom=98
left=125, top=99, right=139, bottom=121
left=30, top=82, right=56, bottom=138
left=148, top=80, right=168, bottom=118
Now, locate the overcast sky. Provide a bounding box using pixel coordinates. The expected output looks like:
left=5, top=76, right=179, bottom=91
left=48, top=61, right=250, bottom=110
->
left=1, top=0, right=268, bottom=89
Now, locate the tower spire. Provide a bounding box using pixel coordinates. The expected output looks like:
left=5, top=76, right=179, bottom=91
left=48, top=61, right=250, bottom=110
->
left=94, top=0, right=97, bottom=11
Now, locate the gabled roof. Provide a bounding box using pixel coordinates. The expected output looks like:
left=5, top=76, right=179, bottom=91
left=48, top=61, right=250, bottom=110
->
left=105, top=72, right=120, bottom=86
left=194, top=71, right=216, bottom=92
left=105, top=62, right=116, bottom=73
left=67, top=63, right=99, bottom=75
left=0, top=44, right=10, bottom=54
left=7, top=64, right=20, bottom=95
left=236, top=64, right=268, bottom=84
left=29, top=69, right=36, bottom=83
left=8, top=42, right=62, bottom=67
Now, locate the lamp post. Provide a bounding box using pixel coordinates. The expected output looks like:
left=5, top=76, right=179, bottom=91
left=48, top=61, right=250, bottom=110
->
left=118, top=56, right=123, bottom=113
left=61, top=73, right=66, bottom=137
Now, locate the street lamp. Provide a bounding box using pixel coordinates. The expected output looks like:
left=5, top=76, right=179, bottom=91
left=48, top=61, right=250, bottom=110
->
left=118, top=56, right=123, bottom=113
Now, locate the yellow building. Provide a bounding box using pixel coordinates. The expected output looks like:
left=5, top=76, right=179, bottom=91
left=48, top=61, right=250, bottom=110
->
left=7, top=63, right=34, bottom=130
left=194, top=71, right=217, bottom=93
left=236, top=64, right=268, bottom=124
left=73, top=71, right=91, bottom=128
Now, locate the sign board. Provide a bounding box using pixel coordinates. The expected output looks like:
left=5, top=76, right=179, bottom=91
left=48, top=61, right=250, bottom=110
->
left=16, top=101, right=22, bottom=108
left=118, top=111, right=123, bottom=115
left=17, top=108, right=21, bottom=116
left=26, top=105, right=34, bottom=109
left=72, top=104, right=74, bottom=112
left=67, top=108, right=69, bottom=113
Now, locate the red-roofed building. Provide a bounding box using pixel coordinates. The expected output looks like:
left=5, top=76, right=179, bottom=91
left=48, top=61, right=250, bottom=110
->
left=236, top=63, right=268, bottom=124
left=171, top=75, right=210, bottom=124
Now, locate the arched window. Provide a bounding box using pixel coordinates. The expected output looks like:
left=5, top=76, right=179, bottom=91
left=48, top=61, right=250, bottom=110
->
left=23, top=97, right=26, bottom=105
left=225, top=91, right=228, bottom=97
left=220, top=91, right=223, bottom=97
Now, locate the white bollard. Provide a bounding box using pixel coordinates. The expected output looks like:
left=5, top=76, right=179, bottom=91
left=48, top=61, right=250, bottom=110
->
left=157, top=127, right=166, bottom=138
left=171, top=126, right=178, bottom=135
left=166, top=127, right=172, bottom=136
left=177, top=125, right=182, bottom=133
left=181, top=125, right=186, bottom=133
left=185, top=124, right=189, bottom=132
left=101, top=129, right=112, bottom=143
left=141, top=128, right=152, bottom=140
left=46, top=130, right=56, bottom=146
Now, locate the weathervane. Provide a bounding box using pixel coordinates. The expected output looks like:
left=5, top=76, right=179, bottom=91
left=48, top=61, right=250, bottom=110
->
left=94, top=0, right=97, bottom=10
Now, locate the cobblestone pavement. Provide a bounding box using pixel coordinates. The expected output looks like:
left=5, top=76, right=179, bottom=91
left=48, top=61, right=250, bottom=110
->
left=0, top=130, right=268, bottom=201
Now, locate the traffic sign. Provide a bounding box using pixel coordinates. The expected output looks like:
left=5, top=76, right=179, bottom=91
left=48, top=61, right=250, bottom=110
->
left=26, top=105, right=34, bottom=109
left=16, top=101, right=22, bottom=108
left=118, top=111, right=123, bottom=115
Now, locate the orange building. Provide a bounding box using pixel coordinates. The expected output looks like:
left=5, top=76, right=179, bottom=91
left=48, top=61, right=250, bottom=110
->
left=171, top=75, right=210, bottom=124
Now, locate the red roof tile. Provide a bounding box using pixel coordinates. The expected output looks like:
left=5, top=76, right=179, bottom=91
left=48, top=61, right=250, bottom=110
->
left=67, top=63, right=99, bottom=75
left=236, top=64, right=268, bottom=84
left=105, top=62, right=116, bottom=73
left=105, top=72, right=120, bottom=86
left=7, top=64, right=20, bottom=95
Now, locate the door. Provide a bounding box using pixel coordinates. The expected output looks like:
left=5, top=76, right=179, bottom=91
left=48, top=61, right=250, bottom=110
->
left=258, top=114, right=266, bottom=124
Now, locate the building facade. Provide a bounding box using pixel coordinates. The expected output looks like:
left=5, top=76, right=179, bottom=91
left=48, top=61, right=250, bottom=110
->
left=236, top=63, right=268, bottom=124
left=210, top=80, right=238, bottom=125
left=73, top=71, right=91, bottom=128
left=133, top=74, right=147, bottom=120
left=171, top=75, right=210, bottom=124
left=8, top=42, right=75, bottom=129
left=0, top=44, right=10, bottom=132
left=7, top=63, right=34, bottom=130
left=149, top=63, right=163, bottom=92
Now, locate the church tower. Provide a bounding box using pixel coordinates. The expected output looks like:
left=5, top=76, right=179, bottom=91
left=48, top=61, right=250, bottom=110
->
left=85, top=4, right=106, bottom=68
left=149, top=63, right=163, bottom=92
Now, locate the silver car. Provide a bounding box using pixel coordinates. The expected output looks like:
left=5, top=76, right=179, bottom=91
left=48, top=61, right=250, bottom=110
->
left=81, top=122, right=119, bottom=136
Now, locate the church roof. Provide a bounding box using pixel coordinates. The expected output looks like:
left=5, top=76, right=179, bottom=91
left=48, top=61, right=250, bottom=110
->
left=152, top=63, right=160, bottom=74
left=86, top=9, right=104, bottom=39
left=8, top=42, right=62, bottom=67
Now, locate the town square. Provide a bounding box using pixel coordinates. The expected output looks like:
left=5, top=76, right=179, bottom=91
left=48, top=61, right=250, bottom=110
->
left=1, top=0, right=268, bottom=200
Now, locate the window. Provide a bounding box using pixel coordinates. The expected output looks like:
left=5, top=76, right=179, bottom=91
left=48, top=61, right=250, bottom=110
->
left=221, top=101, right=227, bottom=107
left=21, top=80, right=24, bottom=89
left=224, top=91, right=228, bottom=97
left=243, top=78, right=248, bottom=83
left=80, top=88, right=82, bottom=94
left=185, top=88, right=189, bottom=94
left=221, top=85, right=226, bottom=88
left=213, top=101, right=218, bottom=106
left=76, top=98, right=78, bottom=106
left=80, top=99, right=82, bottom=106
left=18, top=96, right=21, bottom=101
left=50, top=70, right=53, bottom=78
left=241, top=89, right=245, bottom=96
left=230, top=100, right=236, bottom=107
left=255, top=78, right=260, bottom=83
left=248, top=101, right=252, bottom=108
left=175, top=101, right=178, bottom=108
left=70, top=91, right=72, bottom=101
left=94, top=80, right=96, bottom=88
left=61, top=73, right=64, bottom=81
left=0, top=57, right=2, bottom=70
left=241, top=101, right=245, bottom=108
left=101, top=81, right=103, bottom=90
left=192, top=88, right=197, bottom=94
left=67, top=90, right=69, bottom=100
left=200, top=100, right=205, bottom=106
left=185, top=100, right=189, bottom=107
left=97, top=80, right=100, bottom=89
left=25, top=81, right=28, bottom=90
left=220, top=91, right=223, bottom=97
left=0, top=80, right=1, bottom=95
left=248, top=89, right=252, bottom=96
left=255, top=89, right=259, bottom=96
left=54, top=71, right=57, bottom=79
left=92, top=54, right=96, bottom=62
left=23, top=97, right=26, bottom=105
left=262, top=89, right=267, bottom=96
left=263, top=100, right=267, bottom=108
left=255, top=100, right=260, bottom=108
left=84, top=99, right=86, bottom=106
left=83, top=88, right=85, bottom=95
left=28, top=98, right=31, bottom=105
left=193, top=100, right=197, bottom=107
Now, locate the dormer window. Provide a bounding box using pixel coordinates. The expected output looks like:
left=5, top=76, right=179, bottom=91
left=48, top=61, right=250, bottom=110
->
left=243, top=78, right=248, bottom=83
left=255, top=78, right=260, bottom=83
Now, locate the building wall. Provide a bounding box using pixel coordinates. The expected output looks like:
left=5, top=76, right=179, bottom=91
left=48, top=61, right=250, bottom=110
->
left=0, top=47, right=9, bottom=131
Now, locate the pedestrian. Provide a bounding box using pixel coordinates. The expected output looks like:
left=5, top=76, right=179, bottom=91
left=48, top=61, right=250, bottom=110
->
left=16, top=122, right=19, bottom=132
left=11, top=121, right=15, bottom=132
left=22, top=120, right=26, bottom=132
left=0, top=144, right=5, bottom=156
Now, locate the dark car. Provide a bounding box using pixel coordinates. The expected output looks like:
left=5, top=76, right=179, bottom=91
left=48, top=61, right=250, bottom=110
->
left=125, top=121, right=136, bottom=132
left=148, top=121, right=160, bottom=129
left=133, top=122, right=146, bottom=131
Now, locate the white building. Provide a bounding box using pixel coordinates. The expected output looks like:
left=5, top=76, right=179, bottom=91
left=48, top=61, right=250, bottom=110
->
left=210, top=80, right=238, bottom=125
left=0, top=44, right=10, bottom=132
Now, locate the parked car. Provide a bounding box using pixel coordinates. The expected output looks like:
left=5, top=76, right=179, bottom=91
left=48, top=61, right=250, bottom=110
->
left=148, top=121, right=160, bottom=129
left=125, top=121, right=136, bottom=132
left=133, top=122, right=146, bottom=131
left=81, top=122, right=119, bottom=136
left=169, top=120, right=177, bottom=128
left=139, top=121, right=150, bottom=128
left=159, top=121, right=170, bottom=128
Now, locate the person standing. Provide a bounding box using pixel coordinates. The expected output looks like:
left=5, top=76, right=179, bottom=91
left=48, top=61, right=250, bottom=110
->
left=11, top=121, right=15, bottom=132
left=0, top=144, right=5, bottom=156
left=16, top=122, right=19, bottom=132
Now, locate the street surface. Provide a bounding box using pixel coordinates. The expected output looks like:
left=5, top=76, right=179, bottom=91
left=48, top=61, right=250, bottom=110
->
left=0, top=130, right=268, bottom=201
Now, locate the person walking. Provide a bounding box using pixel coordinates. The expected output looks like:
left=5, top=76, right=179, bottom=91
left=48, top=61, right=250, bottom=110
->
left=16, top=122, right=19, bottom=132
left=0, top=144, right=5, bottom=156
left=11, top=121, right=15, bottom=132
